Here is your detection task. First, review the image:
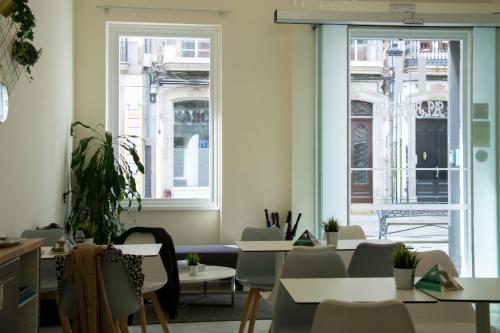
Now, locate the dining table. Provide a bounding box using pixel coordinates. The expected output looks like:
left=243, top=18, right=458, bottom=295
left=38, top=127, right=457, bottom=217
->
left=235, top=239, right=395, bottom=283
left=281, top=277, right=437, bottom=304
left=40, top=243, right=162, bottom=259
left=417, top=277, right=500, bottom=333
left=282, top=276, right=500, bottom=333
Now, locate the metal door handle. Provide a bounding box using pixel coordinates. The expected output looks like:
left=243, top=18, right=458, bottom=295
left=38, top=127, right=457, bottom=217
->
left=435, top=166, right=439, bottom=178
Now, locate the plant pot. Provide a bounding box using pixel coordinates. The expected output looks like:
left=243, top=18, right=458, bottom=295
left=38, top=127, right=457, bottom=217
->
left=394, top=268, right=415, bottom=290
left=83, top=238, right=94, bottom=244
left=325, top=232, right=339, bottom=245
left=189, top=264, right=200, bottom=276
left=0, top=0, right=14, bottom=17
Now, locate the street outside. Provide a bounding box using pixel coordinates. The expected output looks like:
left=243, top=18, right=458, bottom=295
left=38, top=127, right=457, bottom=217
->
left=351, top=212, right=449, bottom=253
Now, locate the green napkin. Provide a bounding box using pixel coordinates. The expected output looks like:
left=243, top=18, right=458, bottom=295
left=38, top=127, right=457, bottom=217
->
left=293, top=230, right=321, bottom=247
left=415, top=264, right=442, bottom=291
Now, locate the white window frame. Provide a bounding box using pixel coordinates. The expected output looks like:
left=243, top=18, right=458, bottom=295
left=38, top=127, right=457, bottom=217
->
left=106, top=22, right=221, bottom=210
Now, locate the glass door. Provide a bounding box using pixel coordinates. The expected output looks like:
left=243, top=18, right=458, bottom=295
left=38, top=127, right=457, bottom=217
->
left=347, top=28, right=471, bottom=275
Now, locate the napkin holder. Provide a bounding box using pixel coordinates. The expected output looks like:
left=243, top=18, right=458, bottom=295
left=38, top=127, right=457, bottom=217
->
left=415, top=264, right=463, bottom=292
left=293, top=230, right=321, bottom=247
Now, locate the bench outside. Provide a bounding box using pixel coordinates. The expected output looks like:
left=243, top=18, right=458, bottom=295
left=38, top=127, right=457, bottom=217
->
left=377, top=209, right=449, bottom=239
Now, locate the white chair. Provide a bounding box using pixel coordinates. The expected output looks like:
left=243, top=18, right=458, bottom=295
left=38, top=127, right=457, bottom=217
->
left=262, top=245, right=337, bottom=308
left=124, top=232, right=170, bottom=333
left=311, top=299, right=417, bottom=333
left=408, top=250, right=498, bottom=333
left=236, top=227, right=283, bottom=333
left=272, top=249, right=347, bottom=333
left=59, top=247, right=142, bottom=332
left=339, top=225, right=366, bottom=240
left=337, top=226, right=365, bottom=265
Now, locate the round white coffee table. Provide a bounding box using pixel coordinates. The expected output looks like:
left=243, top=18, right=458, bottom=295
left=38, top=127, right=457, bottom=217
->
left=178, top=265, right=236, bottom=306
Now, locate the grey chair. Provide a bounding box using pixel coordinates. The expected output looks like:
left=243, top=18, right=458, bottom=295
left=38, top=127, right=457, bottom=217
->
left=124, top=232, right=170, bottom=333
left=311, top=299, right=416, bottom=333
left=236, top=227, right=283, bottom=333
left=272, top=250, right=348, bottom=333
left=347, top=242, right=402, bottom=277
left=339, top=225, right=366, bottom=240
left=59, top=249, right=142, bottom=332
left=22, top=229, right=72, bottom=333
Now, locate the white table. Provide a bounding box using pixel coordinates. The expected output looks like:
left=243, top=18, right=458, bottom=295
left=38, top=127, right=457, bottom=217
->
left=235, top=239, right=396, bottom=305
left=235, top=239, right=394, bottom=252
left=418, top=277, right=500, bottom=333
left=41, top=243, right=162, bottom=259
left=178, top=265, right=236, bottom=306
left=281, top=277, right=437, bottom=304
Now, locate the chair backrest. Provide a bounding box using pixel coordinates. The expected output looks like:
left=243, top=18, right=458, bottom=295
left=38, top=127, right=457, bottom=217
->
left=22, top=228, right=67, bottom=246
left=236, top=227, right=283, bottom=284
left=416, top=250, right=458, bottom=277
left=347, top=242, right=402, bottom=277
left=272, top=249, right=347, bottom=333
left=59, top=249, right=141, bottom=320
left=406, top=250, right=475, bottom=323
left=311, top=299, right=416, bottom=333
left=339, top=225, right=366, bottom=240
left=22, top=229, right=68, bottom=292
left=124, top=232, right=167, bottom=284
left=99, top=250, right=142, bottom=319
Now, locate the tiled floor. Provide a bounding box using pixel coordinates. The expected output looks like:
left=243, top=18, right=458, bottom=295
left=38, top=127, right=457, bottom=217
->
left=40, top=320, right=272, bottom=333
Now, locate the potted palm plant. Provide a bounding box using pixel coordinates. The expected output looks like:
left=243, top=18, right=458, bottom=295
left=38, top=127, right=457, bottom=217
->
left=63, top=122, right=144, bottom=245
left=393, top=244, right=419, bottom=289
left=186, top=253, right=201, bottom=276
left=322, top=217, right=340, bottom=245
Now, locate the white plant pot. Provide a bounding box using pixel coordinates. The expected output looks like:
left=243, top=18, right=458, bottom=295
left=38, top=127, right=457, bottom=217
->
left=189, top=265, right=200, bottom=276
left=325, top=232, right=339, bottom=245
left=394, top=268, right=415, bottom=290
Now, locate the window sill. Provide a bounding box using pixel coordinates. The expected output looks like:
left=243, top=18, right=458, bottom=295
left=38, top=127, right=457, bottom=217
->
left=130, top=198, right=220, bottom=211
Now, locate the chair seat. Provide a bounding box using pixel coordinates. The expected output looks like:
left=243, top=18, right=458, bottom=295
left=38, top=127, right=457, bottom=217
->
left=237, top=275, right=274, bottom=290
left=142, top=278, right=167, bottom=294
left=415, top=322, right=498, bottom=333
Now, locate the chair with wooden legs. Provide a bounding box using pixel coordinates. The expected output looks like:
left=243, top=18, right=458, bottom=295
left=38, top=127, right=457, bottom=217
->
left=59, top=248, right=143, bottom=333
left=124, top=232, right=170, bottom=333
left=236, top=227, right=284, bottom=333
left=272, top=250, right=347, bottom=333
left=21, top=229, right=72, bottom=333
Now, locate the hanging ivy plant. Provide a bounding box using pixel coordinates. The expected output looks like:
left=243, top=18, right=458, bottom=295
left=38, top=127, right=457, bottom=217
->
left=11, top=0, right=40, bottom=81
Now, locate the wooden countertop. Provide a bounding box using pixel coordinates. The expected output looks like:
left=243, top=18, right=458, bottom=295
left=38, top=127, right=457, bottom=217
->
left=0, top=238, right=43, bottom=265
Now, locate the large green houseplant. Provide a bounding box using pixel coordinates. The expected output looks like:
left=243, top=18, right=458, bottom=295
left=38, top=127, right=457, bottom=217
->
left=64, top=122, right=144, bottom=244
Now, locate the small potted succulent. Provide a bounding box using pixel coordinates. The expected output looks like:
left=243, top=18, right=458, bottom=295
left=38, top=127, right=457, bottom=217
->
left=393, top=244, right=419, bottom=290
left=322, top=217, right=340, bottom=245
left=186, top=253, right=201, bottom=276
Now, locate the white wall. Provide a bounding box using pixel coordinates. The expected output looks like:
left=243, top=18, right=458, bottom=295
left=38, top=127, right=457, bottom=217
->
left=0, top=0, right=73, bottom=236
left=74, top=0, right=499, bottom=245
left=74, top=0, right=295, bottom=245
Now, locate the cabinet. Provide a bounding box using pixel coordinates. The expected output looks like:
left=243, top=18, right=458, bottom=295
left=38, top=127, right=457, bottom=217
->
left=0, top=239, right=42, bottom=333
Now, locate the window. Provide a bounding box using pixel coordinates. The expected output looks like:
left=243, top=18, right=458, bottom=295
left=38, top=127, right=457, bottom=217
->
left=107, top=23, right=221, bottom=209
